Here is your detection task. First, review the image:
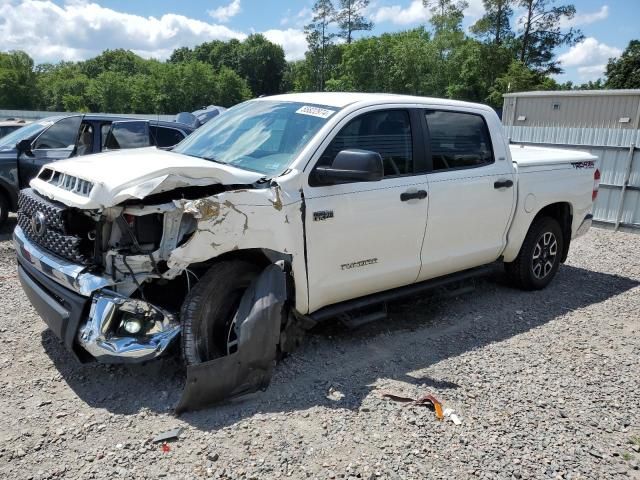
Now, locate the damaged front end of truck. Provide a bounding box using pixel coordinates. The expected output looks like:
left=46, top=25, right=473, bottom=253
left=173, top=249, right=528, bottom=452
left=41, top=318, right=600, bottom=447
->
left=14, top=156, right=303, bottom=411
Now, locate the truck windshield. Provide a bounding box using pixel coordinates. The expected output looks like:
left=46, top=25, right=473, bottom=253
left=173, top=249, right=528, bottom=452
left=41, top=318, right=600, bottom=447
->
left=173, top=100, right=337, bottom=175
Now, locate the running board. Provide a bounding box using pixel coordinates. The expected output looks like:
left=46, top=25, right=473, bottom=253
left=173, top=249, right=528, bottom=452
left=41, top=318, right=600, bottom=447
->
left=310, top=263, right=497, bottom=323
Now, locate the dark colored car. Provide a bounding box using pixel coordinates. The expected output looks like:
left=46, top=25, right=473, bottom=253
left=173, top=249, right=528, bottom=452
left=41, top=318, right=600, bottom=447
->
left=0, top=114, right=194, bottom=226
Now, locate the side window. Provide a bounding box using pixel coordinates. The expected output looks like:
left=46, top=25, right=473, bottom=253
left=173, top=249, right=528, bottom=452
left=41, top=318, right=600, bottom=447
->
left=105, top=122, right=149, bottom=150
left=33, top=116, right=82, bottom=150
left=317, top=110, right=413, bottom=177
left=425, top=110, right=494, bottom=171
left=76, top=123, right=94, bottom=156
left=100, top=123, right=112, bottom=149
left=150, top=126, right=186, bottom=148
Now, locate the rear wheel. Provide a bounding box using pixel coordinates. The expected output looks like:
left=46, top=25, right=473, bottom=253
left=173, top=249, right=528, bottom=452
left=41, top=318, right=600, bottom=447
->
left=505, top=216, right=564, bottom=290
left=180, top=261, right=260, bottom=365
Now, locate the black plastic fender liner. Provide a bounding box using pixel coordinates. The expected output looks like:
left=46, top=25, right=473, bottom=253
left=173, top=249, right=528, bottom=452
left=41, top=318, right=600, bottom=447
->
left=175, top=263, right=287, bottom=414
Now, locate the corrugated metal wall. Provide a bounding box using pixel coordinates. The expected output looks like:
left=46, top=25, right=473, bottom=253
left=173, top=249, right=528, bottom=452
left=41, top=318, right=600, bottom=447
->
left=0, top=109, right=175, bottom=122
left=503, top=91, right=640, bottom=129
left=504, top=125, right=640, bottom=233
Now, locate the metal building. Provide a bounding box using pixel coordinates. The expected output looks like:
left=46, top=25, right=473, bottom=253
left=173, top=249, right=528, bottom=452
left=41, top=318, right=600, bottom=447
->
left=502, top=89, right=640, bottom=233
left=503, top=90, right=640, bottom=129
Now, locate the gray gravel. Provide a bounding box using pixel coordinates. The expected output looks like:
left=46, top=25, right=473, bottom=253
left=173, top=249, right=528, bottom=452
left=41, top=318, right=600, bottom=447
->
left=0, top=217, right=639, bottom=480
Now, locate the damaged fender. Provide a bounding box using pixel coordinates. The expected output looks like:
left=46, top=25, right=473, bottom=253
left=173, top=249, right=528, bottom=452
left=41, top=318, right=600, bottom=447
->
left=175, top=263, right=287, bottom=413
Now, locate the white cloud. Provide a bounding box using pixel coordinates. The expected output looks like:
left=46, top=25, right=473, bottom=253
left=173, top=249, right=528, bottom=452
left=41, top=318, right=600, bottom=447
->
left=560, top=5, right=609, bottom=28
left=263, top=28, right=307, bottom=61
left=558, top=37, right=622, bottom=80
left=0, top=0, right=247, bottom=62
left=280, top=6, right=313, bottom=28
left=208, top=0, right=242, bottom=23
left=465, top=0, right=485, bottom=20
left=372, top=0, right=431, bottom=26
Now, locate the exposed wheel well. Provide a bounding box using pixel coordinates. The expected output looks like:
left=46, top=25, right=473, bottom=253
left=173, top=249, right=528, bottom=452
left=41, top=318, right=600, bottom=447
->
left=532, top=202, right=572, bottom=263
left=186, top=247, right=295, bottom=300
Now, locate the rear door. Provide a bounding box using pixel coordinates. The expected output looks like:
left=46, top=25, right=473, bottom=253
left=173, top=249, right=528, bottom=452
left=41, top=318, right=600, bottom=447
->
left=417, top=108, right=516, bottom=281
left=18, top=116, right=83, bottom=188
left=303, top=107, right=430, bottom=312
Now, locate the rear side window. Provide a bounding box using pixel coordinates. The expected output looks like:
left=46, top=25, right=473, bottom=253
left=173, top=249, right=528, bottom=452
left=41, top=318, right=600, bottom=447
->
left=425, top=110, right=494, bottom=171
left=150, top=126, right=186, bottom=148
left=318, top=110, right=413, bottom=177
left=105, top=122, right=149, bottom=150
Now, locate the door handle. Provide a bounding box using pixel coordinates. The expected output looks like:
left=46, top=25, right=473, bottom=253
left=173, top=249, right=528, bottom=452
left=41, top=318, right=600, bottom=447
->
left=494, top=179, right=514, bottom=189
left=400, top=190, right=428, bottom=201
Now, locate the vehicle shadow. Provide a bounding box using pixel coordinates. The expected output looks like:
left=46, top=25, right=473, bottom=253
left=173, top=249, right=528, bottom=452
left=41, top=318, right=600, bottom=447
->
left=41, top=264, right=639, bottom=429
left=0, top=216, right=17, bottom=241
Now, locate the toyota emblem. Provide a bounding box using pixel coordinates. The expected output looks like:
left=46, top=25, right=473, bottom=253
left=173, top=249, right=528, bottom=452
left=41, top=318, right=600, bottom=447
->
left=31, top=211, right=47, bottom=236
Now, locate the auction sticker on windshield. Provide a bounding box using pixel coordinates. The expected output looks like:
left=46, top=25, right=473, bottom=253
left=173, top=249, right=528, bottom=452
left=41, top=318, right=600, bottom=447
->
left=296, top=106, right=335, bottom=119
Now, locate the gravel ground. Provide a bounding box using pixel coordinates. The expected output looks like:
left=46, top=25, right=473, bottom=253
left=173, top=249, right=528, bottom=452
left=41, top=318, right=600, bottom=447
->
left=0, top=217, right=639, bottom=480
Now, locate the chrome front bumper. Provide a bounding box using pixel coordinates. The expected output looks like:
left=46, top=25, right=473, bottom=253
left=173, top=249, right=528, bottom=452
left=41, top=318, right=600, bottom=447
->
left=14, top=226, right=180, bottom=363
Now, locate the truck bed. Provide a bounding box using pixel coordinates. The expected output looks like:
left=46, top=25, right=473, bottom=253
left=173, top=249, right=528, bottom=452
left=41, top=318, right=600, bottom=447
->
left=509, top=144, right=597, bottom=167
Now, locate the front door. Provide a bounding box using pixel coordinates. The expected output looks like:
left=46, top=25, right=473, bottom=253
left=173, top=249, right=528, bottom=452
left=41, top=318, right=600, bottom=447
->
left=303, top=108, right=429, bottom=312
left=418, top=109, right=516, bottom=281
left=18, top=116, right=83, bottom=188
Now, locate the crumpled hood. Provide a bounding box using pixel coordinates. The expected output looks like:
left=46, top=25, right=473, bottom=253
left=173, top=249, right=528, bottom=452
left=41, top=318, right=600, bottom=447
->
left=30, top=147, right=265, bottom=209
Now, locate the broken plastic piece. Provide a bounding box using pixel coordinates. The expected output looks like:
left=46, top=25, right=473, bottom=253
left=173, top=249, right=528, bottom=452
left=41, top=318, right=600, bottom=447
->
left=152, top=427, right=184, bottom=443
left=161, top=443, right=171, bottom=453
left=175, top=264, right=287, bottom=413
left=380, top=391, right=445, bottom=420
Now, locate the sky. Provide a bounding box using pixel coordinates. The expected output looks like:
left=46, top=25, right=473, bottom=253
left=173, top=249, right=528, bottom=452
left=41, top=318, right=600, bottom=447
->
left=0, top=0, right=637, bottom=84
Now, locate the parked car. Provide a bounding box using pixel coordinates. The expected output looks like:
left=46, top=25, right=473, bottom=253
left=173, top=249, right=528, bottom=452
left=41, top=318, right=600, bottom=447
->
left=13, top=93, right=599, bottom=411
left=0, top=114, right=194, bottom=225
left=0, top=119, right=30, bottom=139
left=176, top=105, right=226, bottom=129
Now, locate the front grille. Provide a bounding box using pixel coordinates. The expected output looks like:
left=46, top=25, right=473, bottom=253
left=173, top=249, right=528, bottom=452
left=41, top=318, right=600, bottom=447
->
left=38, top=168, right=94, bottom=197
left=17, top=189, right=92, bottom=265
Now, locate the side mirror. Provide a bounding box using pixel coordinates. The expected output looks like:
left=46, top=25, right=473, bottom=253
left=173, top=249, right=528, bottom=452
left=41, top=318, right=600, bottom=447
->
left=17, top=138, right=33, bottom=156
left=312, top=149, right=383, bottom=186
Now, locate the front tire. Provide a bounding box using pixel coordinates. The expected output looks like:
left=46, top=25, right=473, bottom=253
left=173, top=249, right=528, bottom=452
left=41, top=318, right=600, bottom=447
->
left=505, top=216, right=564, bottom=290
left=180, top=261, right=260, bottom=365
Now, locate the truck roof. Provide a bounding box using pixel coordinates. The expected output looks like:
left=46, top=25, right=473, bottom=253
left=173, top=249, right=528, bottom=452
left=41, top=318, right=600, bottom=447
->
left=259, top=92, right=495, bottom=112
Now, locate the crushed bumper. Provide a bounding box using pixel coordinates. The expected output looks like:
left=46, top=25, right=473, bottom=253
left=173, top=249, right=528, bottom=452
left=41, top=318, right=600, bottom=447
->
left=14, top=226, right=180, bottom=363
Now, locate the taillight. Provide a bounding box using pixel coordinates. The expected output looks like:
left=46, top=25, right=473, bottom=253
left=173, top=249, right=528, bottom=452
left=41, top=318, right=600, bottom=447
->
left=592, top=168, right=601, bottom=201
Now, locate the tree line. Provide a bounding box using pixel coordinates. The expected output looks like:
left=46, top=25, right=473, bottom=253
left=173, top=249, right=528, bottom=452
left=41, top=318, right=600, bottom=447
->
left=0, top=0, right=638, bottom=114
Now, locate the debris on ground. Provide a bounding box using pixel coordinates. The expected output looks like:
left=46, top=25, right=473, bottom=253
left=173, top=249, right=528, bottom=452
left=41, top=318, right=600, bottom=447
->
left=443, top=407, right=463, bottom=425
left=152, top=427, right=184, bottom=443
left=379, top=391, right=445, bottom=420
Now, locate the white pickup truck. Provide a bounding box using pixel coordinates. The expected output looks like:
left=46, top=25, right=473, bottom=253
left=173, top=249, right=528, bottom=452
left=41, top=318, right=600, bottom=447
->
left=14, top=93, right=599, bottom=410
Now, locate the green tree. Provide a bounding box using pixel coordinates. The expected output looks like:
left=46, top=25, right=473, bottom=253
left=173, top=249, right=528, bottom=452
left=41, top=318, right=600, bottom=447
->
left=38, top=62, right=90, bottom=111
left=470, top=0, right=514, bottom=45
left=305, top=0, right=338, bottom=90
left=85, top=71, right=132, bottom=112
left=605, top=40, right=640, bottom=89
left=81, top=49, right=150, bottom=77
left=214, top=66, right=252, bottom=107
left=237, top=34, right=286, bottom=96
left=424, top=0, right=468, bottom=35
left=336, top=0, right=373, bottom=44
left=516, top=0, right=583, bottom=74
left=487, top=60, right=556, bottom=106
left=0, top=51, right=38, bottom=109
